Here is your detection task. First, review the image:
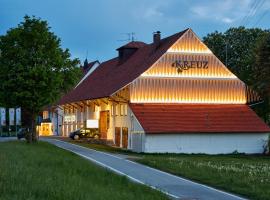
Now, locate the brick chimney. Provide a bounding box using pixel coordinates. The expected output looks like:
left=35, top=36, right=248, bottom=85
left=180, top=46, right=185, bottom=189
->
left=153, top=31, right=161, bottom=44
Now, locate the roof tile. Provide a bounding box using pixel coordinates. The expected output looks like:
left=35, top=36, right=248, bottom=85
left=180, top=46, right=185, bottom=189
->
left=130, top=104, right=270, bottom=133
left=58, top=29, right=188, bottom=105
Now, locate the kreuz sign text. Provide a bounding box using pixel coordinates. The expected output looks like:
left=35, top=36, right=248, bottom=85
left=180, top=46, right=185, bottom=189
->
left=171, top=60, right=208, bottom=73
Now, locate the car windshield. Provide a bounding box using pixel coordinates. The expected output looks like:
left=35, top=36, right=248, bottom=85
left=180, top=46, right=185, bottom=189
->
left=80, top=128, right=90, bottom=133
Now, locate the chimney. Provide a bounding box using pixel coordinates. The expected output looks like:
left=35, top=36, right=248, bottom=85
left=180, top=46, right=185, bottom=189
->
left=153, top=31, right=161, bottom=44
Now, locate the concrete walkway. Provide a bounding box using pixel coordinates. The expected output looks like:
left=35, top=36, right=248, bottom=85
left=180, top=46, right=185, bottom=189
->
left=43, top=139, right=246, bottom=200
left=0, top=137, right=17, bottom=142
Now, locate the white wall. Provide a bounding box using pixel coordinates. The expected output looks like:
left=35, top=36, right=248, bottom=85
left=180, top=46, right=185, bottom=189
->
left=144, top=133, right=269, bottom=154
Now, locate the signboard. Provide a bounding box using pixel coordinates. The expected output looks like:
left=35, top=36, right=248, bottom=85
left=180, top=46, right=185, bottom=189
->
left=172, top=60, right=208, bottom=73
left=64, top=115, right=76, bottom=122
left=16, top=107, right=21, bottom=125
left=86, top=119, right=99, bottom=128
left=9, top=108, right=15, bottom=125
left=0, top=108, right=6, bottom=126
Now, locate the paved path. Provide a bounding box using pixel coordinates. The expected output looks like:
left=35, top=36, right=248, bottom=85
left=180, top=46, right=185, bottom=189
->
left=43, top=139, right=246, bottom=200
left=0, top=137, right=17, bottom=142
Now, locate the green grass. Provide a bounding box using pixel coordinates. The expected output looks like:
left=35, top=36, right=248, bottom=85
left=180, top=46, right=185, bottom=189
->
left=136, top=154, right=270, bottom=200
left=62, top=139, right=270, bottom=200
left=0, top=141, right=168, bottom=200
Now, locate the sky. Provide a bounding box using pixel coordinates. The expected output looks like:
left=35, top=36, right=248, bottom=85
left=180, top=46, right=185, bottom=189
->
left=1, top=0, right=269, bottom=63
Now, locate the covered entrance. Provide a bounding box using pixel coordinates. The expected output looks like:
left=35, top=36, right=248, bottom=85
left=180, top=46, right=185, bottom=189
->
left=39, top=122, right=52, bottom=136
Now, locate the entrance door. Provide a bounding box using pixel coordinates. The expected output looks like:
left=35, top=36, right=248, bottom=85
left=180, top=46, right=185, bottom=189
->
left=122, top=127, right=128, bottom=148
left=99, top=111, right=108, bottom=139
left=115, top=127, right=121, bottom=147
left=41, top=123, right=52, bottom=136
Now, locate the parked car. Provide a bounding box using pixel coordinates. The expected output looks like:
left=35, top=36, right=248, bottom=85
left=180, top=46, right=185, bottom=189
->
left=69, top=128, right=100, bottom=140
left=17, top=128, right=27, bottom=139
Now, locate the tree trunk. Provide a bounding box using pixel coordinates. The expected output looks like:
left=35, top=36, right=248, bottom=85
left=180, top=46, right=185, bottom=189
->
left=22, top=108, right=33, bottom=143
left=31, top=113, right=38, bottom=142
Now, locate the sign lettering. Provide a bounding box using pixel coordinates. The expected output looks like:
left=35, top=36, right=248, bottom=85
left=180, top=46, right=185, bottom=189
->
left=172, top=60, right=208, bottom=73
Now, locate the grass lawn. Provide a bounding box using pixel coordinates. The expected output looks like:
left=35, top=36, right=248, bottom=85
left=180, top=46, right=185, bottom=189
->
left=63, top=138, right=270, bottom=200
left=0, top=141, right=168, bottom=200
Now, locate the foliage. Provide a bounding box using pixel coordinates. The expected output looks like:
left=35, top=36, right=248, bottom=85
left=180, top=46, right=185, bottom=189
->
left=0, top=16, right=81, bottom=141
left=203, top=26, right=269, bottom=83
left=0, top=141, right=167, bottom=200
left=252, top=33, right=270, bottom=123
left=203, top=27, right=270, bottom=123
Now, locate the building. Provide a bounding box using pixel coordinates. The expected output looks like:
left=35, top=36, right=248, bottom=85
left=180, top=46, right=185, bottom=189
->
left=42, top=28, right=270, bottom=154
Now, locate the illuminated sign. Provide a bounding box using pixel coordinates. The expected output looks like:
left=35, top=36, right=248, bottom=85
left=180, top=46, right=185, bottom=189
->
left=172, top=60, right=208, bottom=73
left=64, top=115, right=76, bottom=122
left=86, top=119, right=99, bottom=128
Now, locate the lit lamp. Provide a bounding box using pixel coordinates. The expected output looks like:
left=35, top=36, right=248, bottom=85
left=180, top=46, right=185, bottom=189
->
left=86, top=119, right=99, bottom=128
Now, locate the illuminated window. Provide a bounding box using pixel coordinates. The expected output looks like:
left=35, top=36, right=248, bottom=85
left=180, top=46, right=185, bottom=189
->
left=43, top=111, right=49, bottom=119
left=120, top=104, right=128, bottom=116
left=124, top=105, right=128, bottom=116
left=115, top=105, right=119, bottom=116
left=120, top=105, right=124, bottom=116
left=111, top=105, right=114, bottom=116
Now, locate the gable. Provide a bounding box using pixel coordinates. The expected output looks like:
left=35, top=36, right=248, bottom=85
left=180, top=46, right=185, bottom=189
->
left=168, top=29, right=211, bottom=53
left=130, top=29, right=251, bottom=104
left=142, top=29, right=236, bottom=78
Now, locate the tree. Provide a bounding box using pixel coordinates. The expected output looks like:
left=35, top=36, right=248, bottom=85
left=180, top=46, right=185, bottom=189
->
left=203, top=27, right=270, bottom=124
left=252, top=33, right=270, bottom=123
left=203, top=27, right=269, bottom=84
left=0, top=16, right=81, bottom=142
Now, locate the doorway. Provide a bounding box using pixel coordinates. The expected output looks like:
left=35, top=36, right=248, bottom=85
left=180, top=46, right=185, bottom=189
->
left=40, top=123, right=52, bottom=136
left=122, top=127, right=128, bottom=149
left=99, top=111, right=109, bottom=139
left=115, top=127, right=121, bottom=147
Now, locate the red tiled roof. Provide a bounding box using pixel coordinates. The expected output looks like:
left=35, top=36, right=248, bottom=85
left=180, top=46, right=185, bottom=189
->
left=117, top=41, right=147, bottom=50
left=130, top=104, right=270, bottom=133
left=58, top=29, right=188, bottom=105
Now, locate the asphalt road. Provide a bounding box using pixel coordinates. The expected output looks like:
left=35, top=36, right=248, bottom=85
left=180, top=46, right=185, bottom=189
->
left=43, top=138, right=246, bottom=200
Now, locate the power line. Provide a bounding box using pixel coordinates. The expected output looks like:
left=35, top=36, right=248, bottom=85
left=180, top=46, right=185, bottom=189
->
left=240, top=0, right=259, bottom=26
left=245, top=0, right=266, bottom=27
left=253, top=10, right=269, bottom=27
left=240, top=0, right=266, bottom=27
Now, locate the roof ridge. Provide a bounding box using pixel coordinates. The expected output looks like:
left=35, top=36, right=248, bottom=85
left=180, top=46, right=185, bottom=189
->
left=58, top=28, right=190, bottom=105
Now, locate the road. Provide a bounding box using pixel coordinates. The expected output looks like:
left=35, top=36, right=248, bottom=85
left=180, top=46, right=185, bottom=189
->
left=0, top=137, right=17, bottom=142
left=43, top=138, right=247, bottom=200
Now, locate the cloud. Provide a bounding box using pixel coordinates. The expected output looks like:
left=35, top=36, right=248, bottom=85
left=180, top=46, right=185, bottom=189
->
left=143, top=6, right=164, bottom=20
left=131, top=0, right=171, bottom=23
left=190, top=0, right=252, bottom=24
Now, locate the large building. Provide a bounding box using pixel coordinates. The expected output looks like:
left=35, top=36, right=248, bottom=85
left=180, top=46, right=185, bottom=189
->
left=41, top=28, right=270, bottom=154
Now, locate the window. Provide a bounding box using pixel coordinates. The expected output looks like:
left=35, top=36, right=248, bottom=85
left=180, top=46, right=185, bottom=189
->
left=43, top=111, right=49, bottom=119
left=120, top=104, right=128, bottom=116
left=120, top=105, right=124, bottom=116
left=115, top=105, right=119, bottom=116
left=111, top=105, right=114, bottom=116
left=124, top=104, right=128, bottom=116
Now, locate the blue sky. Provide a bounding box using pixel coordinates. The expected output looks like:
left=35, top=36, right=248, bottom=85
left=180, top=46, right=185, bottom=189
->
left=1, top=0, right=269, bottom=62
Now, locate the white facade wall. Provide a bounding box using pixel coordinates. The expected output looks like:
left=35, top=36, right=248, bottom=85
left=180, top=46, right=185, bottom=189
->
left=144, top=133, right=269, bottom=154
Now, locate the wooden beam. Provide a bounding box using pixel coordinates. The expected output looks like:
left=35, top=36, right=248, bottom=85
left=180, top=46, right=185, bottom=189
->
left=101, top=98, right=109, bottom=105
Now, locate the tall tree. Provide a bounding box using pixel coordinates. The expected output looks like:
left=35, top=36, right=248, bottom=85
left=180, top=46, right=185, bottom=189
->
left=0, top=16, right=81, bottom=142
left=252, top=33, right=270, bottom=123
left=203, top=27, right=270, bottom=124
left=203, top=27, right=269, bottom=84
